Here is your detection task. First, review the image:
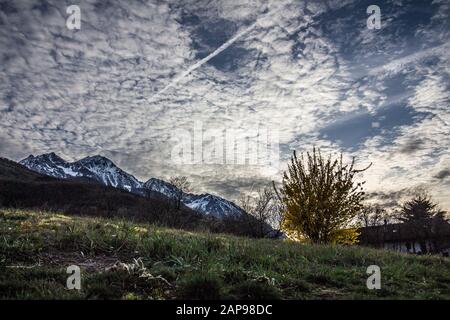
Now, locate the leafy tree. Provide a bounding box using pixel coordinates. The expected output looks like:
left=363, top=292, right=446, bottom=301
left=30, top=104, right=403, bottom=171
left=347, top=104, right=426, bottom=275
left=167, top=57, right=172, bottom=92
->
left=397, top=191, right=447, bottom=253
left=398, top=191, right=446, bottom=223
left=277, top=148, right=370, bottom=244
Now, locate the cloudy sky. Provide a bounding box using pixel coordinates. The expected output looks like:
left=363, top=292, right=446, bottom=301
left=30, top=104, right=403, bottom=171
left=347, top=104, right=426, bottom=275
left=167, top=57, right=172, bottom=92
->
left=0, top=0, right=449, bottom=209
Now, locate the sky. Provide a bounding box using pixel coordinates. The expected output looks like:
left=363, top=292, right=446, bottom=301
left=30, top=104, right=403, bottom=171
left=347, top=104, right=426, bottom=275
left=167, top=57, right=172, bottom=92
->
left=0, top=0, right=449, bottom=210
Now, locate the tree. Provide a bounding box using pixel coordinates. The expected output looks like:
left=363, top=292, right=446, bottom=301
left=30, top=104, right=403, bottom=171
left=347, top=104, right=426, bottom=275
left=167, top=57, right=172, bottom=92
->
left=169, top=176, right=192, bottom=209
left=277, top=148, right=370, bottom=244
left=398, top=191, right=446, bottom=223
left=357, top=204, right=388, bottom=227
left=239, top=187, right=283, bottom=237
left=398, top=191, right=447, bottom=253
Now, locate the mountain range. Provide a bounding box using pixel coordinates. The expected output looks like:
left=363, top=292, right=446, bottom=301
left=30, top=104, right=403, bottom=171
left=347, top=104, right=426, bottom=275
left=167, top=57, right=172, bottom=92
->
left=19, top=153, right=244, bottom=218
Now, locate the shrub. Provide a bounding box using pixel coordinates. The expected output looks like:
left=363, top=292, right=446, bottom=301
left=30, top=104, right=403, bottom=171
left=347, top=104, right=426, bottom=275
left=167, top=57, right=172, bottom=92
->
left=278, top=148, right=369, bottom=244
left=329, top=228, right=360, bottom=245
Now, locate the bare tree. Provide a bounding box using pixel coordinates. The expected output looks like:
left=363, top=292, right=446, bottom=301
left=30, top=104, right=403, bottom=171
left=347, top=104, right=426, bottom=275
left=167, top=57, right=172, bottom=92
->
left=271, top=181, right=286, bottom=237
left=239, top=186, right=284, bottom=237
left=357, top=205, right=388, bottom=227
left=169, top=176, right=192, bottom=209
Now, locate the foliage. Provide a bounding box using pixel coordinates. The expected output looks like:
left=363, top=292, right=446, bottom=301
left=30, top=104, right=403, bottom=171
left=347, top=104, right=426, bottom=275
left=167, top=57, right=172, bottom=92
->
left=397, top=191, right=448, bottom=254
left=398, top=191, right=447, bottom=223
left=329, top=228, right=360, bottom=245
left=278, top=148, right=370, bottom=244
left=283, top=227, right=360, bottom=245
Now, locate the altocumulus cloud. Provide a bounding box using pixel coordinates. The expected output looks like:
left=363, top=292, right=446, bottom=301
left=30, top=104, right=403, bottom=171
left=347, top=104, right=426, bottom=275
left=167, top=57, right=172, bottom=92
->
left=0, top=0, right=449, bottom=209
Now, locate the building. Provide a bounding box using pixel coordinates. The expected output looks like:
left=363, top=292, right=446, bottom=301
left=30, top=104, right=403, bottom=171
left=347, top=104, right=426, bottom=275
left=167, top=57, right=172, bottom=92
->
left=358, top=219, right=450, bottom=256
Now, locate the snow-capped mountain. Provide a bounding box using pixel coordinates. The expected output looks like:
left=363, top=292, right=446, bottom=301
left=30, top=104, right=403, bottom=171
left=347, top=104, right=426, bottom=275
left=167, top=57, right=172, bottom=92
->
left=143, top=178, right=181, bottom=199
left=20, top=153, right=142, bottom=193
left=143, top=178, right=244, bottom=218
left=20, top=153, right=75, bottom=179
left=182, top=193, right=245, bottom=218
left=20, top=153, right=245, bottom=218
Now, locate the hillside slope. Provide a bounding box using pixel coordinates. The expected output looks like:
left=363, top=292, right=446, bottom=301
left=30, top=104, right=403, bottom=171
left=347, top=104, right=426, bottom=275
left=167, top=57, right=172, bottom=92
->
left=1, top=209, right=449, bottom=299
left=0, top=157, right=50, bottom=182
left=0, top=158, right=202, bottom=229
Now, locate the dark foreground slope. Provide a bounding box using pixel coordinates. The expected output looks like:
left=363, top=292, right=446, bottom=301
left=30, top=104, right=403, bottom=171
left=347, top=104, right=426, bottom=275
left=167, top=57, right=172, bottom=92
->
left=0, top=157, right=203, bottom=229
left=1, top=208, right=449, bottom=299
left=0, top=157, right=47, bottom=181
left=0, top=158, right=267, bottom=236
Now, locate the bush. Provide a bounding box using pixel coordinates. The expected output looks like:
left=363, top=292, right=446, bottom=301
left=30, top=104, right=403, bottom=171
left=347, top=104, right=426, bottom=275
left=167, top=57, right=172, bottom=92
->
left=279, top=148, right=369, bottom=244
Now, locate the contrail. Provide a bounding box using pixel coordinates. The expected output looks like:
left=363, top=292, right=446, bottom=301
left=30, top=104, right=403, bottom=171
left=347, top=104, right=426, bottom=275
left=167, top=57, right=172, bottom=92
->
left=147, top=6, right=284, bottom=102
left=368, top=42, right=450, bottom=77
left=148, top=23, right=257, bottom=101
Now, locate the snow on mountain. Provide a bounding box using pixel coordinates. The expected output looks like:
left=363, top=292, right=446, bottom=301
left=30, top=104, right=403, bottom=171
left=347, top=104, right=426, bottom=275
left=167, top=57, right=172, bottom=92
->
left=20, top=153, right=77, bottom=179
left=143, top=178, right=244, bottom=218
left=73, top=155, right=142, bottom=192
left=143, top=178, right=180, bottom=199
left=182, top=193, right=245, bottom=218
left=20, top=153, right=142, bottom=193
left=20, top=153, right=245, bottom=218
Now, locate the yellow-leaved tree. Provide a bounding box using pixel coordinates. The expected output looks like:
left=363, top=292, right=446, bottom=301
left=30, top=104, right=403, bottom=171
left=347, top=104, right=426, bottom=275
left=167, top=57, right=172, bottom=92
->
left=274, top=148, right=370, bottom=244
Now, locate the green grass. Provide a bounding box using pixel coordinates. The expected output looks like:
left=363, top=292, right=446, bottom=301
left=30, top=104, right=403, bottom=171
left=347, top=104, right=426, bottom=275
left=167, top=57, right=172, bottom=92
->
left=0, top=208, right=449, bottom=299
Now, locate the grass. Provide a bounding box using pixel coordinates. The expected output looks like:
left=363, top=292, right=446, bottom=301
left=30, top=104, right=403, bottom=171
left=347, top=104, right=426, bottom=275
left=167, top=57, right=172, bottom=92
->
left=0, top=208, right=449, bottom=300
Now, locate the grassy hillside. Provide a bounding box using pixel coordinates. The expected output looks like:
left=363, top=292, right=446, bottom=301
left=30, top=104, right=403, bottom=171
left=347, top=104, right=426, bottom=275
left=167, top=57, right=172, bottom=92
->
left=0, top=208, right=449, bottom=300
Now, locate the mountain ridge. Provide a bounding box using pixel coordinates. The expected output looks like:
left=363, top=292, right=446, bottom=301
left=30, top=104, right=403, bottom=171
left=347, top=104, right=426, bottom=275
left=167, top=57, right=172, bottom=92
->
left=19, top=153, right=244, bottom=218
